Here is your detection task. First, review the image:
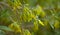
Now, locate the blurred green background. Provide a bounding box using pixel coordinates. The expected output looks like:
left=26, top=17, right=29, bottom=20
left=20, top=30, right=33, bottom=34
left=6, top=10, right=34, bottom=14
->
left=0, top=0, right=60, bottom=35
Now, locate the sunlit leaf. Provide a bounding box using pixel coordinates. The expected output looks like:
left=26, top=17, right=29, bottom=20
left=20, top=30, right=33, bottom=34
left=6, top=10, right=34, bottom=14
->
left=38, top=20, right=44, bottom=26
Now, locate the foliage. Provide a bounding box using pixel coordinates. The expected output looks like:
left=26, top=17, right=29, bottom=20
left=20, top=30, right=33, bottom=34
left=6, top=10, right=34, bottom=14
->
left=0, top=0, right=60, bottom=35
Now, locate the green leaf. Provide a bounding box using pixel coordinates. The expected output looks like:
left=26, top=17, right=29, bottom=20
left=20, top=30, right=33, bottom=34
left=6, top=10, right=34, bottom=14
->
left=0, top=30, right=6, bottom=35
left=0, top=26, right=13, bottom=31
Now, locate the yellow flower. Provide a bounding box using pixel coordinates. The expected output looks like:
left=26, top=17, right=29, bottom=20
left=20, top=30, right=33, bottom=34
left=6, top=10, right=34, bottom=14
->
left=40, top=11, right=46, bottom=18
left=54, top=20, right=60, bottom=29
left=33, top=21, right=38, bottom=32
left=23, top=29, right=31, bottom=35
left=9, top=22, right=21, bottom=33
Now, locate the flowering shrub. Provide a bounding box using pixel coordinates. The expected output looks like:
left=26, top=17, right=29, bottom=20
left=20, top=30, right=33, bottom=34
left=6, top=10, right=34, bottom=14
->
left=0, top=0, right=60, bottom=35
